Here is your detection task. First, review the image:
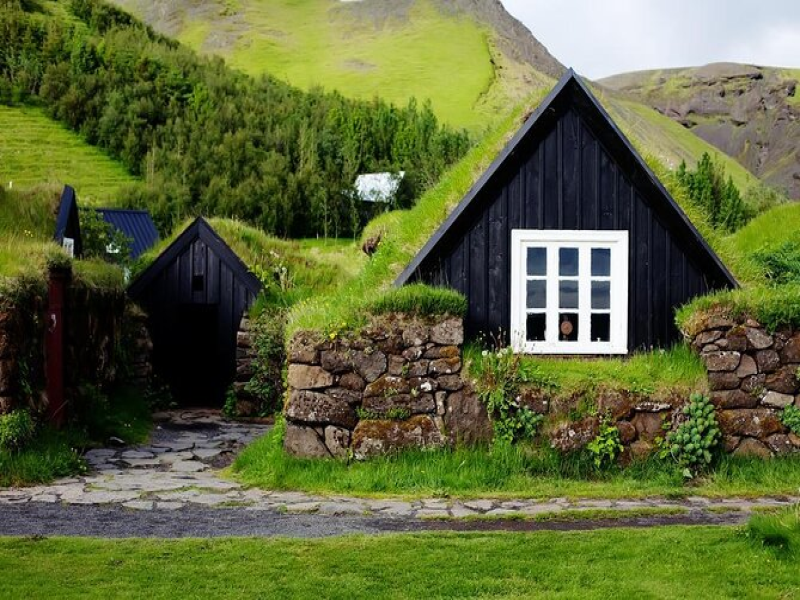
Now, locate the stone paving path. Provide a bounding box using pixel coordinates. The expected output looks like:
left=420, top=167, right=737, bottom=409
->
left=1, top=410, right=799, bottom=524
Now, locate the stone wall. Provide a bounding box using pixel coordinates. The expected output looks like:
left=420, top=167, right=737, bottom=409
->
left=284, top=314, right=491, bottom=459
left=691, top=315, right=800, bottom=457
left=232, top=317, right=258, bottom=416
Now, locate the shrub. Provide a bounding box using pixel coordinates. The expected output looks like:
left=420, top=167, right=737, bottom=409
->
left=586, top=418, right=623, bottom=469
left=663, top=393, right=721, bottom=477
left=781, top=405, right=800, bottom=436
left=245, top=309, right=288, bottom=415
left=0, top=409, right=36, bottom=452
left=472, top=346, right=543, bottom=444
left=367, top=284, right=467, bottom=318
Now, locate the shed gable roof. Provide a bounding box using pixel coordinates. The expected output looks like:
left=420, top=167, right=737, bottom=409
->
left=128, top=217, right=262, bottom=298
left=97, top=208, right=159, bottom=259
left=395, top=69, right=737, bottom=289
left=54, top=184, right=82, bottom=254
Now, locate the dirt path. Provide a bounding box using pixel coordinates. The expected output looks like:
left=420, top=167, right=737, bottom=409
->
left=0, top=410, right=797, bottom=538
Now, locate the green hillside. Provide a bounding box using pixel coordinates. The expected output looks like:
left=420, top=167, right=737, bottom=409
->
left=109, top=0, right=557, bottom=131
left=0, top=105, right=136, bottom=204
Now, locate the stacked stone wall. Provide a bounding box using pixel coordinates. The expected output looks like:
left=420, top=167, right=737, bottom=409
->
left=690, top=316, right=800, bottom=457
left=284, top=314, right=491, bottom=459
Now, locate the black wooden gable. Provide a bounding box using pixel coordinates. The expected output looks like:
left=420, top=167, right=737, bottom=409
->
left=54, top=185, right=83, bottom=257
left=396, top=70, right=737, bottom=351
left=128, top=217, right=262, bottom=405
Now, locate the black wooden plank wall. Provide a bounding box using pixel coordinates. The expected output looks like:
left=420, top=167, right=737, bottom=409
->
left=414, top=106, right=714, bottom=352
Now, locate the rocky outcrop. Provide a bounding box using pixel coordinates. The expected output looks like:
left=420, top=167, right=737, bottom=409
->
left=601, top=63, right=800, bottom=198
left=283, top=315, right=487, bottom=459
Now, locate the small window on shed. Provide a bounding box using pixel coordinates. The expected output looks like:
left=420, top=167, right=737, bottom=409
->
left=510, top=230, right=628, bottom=354
left=192, top=274, right=205, bottom=293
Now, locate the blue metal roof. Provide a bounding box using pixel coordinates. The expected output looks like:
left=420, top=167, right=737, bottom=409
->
left=96, top=209, right=160, bottom=259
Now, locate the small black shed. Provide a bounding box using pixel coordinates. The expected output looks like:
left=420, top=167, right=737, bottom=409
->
left=397, top=70, right=736, bottom=355
left=54, top=185, right=83, bottom=257
left=128, top=218, right=262, bottom=405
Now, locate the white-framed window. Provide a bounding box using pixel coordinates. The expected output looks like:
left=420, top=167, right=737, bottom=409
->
left=510, top=230, right=629, bottom=355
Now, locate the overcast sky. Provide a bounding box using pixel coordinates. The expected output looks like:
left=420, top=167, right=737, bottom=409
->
left=500, top=0, right=800, bottom=79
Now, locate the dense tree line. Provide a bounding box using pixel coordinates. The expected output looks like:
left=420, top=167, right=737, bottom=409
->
left=0, top=0, right=471, bottom=237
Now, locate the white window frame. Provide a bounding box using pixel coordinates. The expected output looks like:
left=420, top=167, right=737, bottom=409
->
left=510, top=230, right=629, bottom=355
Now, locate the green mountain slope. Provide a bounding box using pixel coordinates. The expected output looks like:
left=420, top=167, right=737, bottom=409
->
left=600, top=63, right=800, bottom=198
left=107, top=0, right=562, bottom=131
left=0, top=105, right=137, bottom=204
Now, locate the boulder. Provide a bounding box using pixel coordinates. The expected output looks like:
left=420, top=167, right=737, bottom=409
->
left=631, top=411, right=665, bottom=442
left=519, top=389, right=550, bottom=415
left=353, top=350, right=387, bottom=382
left=710, top=390, right=759, bottom=409
left=765, top=366, right=799, bottom=395
left=703, top=315, right=734, bottom=330
left=722, top=329, right=748, bottom=352
left=387, top=355, right=406, bottom=376
left=407, top=360, right=430, bottom=377
left=740, top=374, right=766, bottom=395
left=401, top=323, right=429, bottom=347
left=444, top=390, right=493, bottom=446
left=402, top=346, right=424, bottom=361
left=351, top=415, right=445, bottom=459
left=550, top=417, right=600, bottom=453
left=597, top=390, right=634, bottom=420
left=745, top=327, right=773, bottom=350
left=287, top=364, right=334, bottom=390
left=423, top=345, right=460, bottom=360
left=779, top=334, right=800, bottom=363
left=284, top=423, right=330, bottom=458
left=324, top=426, right=352, bottom=459
left=235, top=398, right=259, bottom=417
left=766, top=433, right=796, bottom=455
left=430, top=318, right=464, bottom=346
left=0, top=396, right=14, bottom=414
left=362, top=394, right=436, bottom=415
left=326, top=387, right=362, bottom=406
left=702, top=351, right=741, bottom=372
left=708, top=371, right=741, bottom=391
left=409, top=377, right=438, bottom=394
left=762, top=391, right=794, bottom=409
left=338, top=372, right=366, bottom=392
left=733, top=437, right=772, bottom=459
left=695, top=330, right=723, bottom=347
left=285, top=390, right=358, bottom=429
left=320, top=349, right=354, bottom=374
left=429, top=357, right=462, bottom=375
left=288, top=334, right=321, bottom=365
left=364, top=375, right=410, bottom=398
left=723, top=435, right=742, bottom=453
left=755, top=349, right=781, bottom=373
left=736, top=355, right=758, bottom=378
left=437, top=374, right=465, bottom=392
left=0, top=358, right=15, bottom=394
left=718, top=408, right=783, bottom=438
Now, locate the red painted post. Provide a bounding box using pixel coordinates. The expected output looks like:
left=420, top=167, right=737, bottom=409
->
left=45, top=267, right=69, bottom=428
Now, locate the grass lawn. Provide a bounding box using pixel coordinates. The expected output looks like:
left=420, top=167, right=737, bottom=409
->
left=232, top=420, right=800, bottom=500
left=0, top=105, right=136, bottom=203
left=0, top=525, right=798, bottom=599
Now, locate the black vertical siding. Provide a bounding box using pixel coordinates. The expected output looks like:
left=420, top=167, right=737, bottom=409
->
left=410, top=102, right=731, bottom=352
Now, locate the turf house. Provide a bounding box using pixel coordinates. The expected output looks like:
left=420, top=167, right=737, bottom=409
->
left=396, top=70, right=737, bottom=355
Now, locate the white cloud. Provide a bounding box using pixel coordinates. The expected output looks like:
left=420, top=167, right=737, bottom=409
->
left=500, top=0, right=800, bottom=78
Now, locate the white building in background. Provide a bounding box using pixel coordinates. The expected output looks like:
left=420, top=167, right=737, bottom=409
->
left=354, top=172, right=405, bottom=205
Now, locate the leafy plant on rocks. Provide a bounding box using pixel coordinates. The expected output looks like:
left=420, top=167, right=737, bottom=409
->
left=586, top=417, right=623, bottom=469
left=0, top=409, right=36, bottom=452
left=245, top=309, right=288, bottom=415
left=662, top=393, right=721, bottom=477
left=473, top=345, right=543, bottom=444
left=781, top=405, right=800, bottom=436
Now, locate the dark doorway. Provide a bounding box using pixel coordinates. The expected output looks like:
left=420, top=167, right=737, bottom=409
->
left=170, top=304, right=226, bottom=406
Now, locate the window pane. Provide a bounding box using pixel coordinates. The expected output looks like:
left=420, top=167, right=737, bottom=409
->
left=591, top=281, right=611, bottom=310
left=526, top=280, right=547, bottom=309
left=527, top=247, right=547, bottom=276
left=591, top=314, right=611, bottom=342
left=559, top=280, right=578, bottom=309
left=592, top=248, right=611, bottom=277
left=526, top=313, right=546, bottom=342
left=559, top=313, right=579, bottom=342
left=559, top=248, right=579, bottom=276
